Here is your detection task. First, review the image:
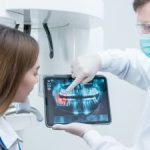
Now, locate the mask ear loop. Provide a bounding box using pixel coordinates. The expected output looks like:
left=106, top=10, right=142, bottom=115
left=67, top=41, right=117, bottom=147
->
left=136, top=23, right=145, bottom=36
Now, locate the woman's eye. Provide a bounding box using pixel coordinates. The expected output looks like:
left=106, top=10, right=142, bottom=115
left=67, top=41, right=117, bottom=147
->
left=34, top=72, right=38, bottom=76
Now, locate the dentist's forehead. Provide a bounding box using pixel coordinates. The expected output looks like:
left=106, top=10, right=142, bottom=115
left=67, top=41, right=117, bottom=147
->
left=136, top=2, right=150, bottom=23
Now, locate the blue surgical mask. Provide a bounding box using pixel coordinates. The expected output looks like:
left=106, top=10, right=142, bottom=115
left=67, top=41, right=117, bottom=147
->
left=140, top=34, right=150, bottom=57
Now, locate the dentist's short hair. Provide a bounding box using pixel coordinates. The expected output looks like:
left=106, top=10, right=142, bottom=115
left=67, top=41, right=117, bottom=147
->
left=0, top=24, right=39, bottom=114
left=133, top=0, right=150, bottom=11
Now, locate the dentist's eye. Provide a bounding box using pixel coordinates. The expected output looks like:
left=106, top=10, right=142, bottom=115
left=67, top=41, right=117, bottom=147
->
left=137, top=23, right=150, bottom=34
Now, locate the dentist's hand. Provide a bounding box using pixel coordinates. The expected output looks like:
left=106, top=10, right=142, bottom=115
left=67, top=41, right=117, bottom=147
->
left=52, top=123, right=92, bottom=137
left=66, top=53, right=101, bottom=92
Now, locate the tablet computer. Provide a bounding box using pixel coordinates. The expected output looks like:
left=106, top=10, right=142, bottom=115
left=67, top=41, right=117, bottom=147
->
left=43, top=75, right=111, bottom=127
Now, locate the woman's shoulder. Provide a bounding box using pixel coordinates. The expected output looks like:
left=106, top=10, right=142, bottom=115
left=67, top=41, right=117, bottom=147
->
left=0, top=116, right=22, bottom=150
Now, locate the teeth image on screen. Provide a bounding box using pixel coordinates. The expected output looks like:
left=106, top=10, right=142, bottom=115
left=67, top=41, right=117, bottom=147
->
left=52, top=79, right=105, bottom=115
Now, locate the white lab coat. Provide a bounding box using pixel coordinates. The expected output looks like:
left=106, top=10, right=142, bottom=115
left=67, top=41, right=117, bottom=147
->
left=0, top=117, right=22, bottom=150
left=83, top=48, right=150, bottom=150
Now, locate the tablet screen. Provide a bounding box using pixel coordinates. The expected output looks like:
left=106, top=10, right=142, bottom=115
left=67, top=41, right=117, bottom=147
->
left=44, top=75, right=111, bottom=127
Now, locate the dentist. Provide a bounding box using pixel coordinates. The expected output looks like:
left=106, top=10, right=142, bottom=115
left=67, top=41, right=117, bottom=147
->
left=0, top=24, right=39, bottom=150
left=53, top=0, right=150, bottom=149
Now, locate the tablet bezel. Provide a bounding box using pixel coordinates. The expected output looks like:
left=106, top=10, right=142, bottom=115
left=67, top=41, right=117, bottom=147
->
left=43, top=74, right=111, bottom=127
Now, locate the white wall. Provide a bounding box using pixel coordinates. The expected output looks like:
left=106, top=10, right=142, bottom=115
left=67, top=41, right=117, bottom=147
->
left=22, top=0, right=146, bottom=149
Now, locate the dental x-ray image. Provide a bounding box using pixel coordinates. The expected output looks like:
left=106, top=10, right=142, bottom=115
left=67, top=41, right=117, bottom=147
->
left=44, top=75, right=111, bottom=127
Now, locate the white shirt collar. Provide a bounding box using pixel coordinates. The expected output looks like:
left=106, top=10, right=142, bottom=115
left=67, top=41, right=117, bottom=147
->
left=0, top=117, right=22, bottom=149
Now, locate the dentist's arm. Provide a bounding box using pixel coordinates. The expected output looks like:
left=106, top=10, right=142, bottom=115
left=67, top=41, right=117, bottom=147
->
left=67, top=49, right=150, bottom=91
left=52, top=123, right=130, bottom=150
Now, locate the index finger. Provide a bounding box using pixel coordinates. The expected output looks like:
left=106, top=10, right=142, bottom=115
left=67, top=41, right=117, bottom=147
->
left=66, top=74, right=85, bottom=92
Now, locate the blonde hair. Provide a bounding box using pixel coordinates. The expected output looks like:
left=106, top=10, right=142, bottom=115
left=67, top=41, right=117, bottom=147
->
left=0, top=24, right=39, bottom=114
